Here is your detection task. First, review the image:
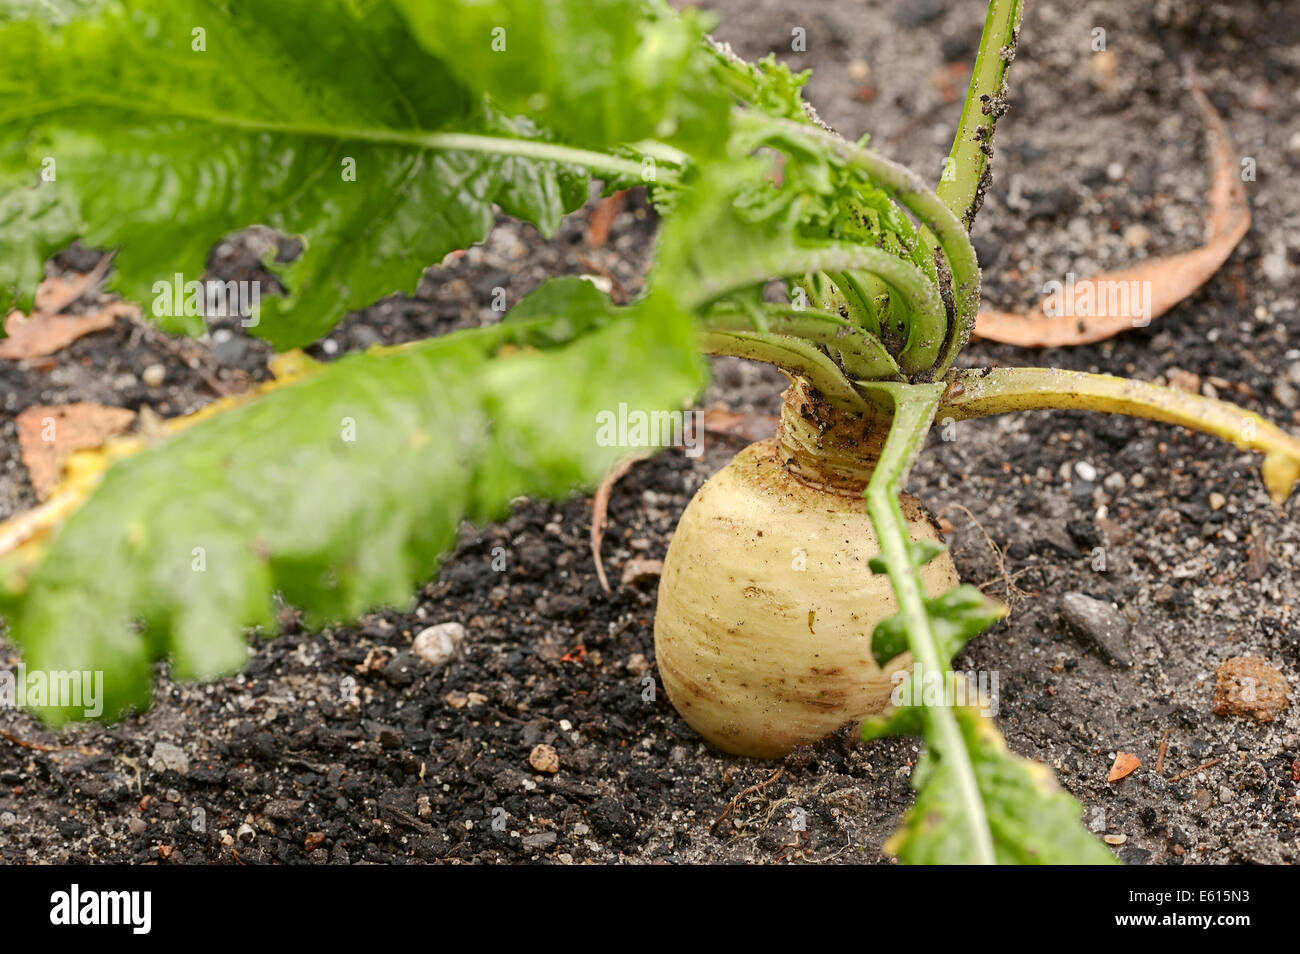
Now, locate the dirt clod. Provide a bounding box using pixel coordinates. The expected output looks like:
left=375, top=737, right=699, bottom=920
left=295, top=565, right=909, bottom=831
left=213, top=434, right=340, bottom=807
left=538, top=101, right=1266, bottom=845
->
left=528, top=744, right=560, bottom=774
left=1212, top=656, right=1290, bottom=724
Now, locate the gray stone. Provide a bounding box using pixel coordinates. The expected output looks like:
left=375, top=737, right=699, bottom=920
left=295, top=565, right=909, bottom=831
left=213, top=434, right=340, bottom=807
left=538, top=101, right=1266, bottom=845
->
left=521, top=831, right=558, bottom=849
left=150, top=742, right=190, bottom=775
left=1060, top=592, right=1132, bottom=667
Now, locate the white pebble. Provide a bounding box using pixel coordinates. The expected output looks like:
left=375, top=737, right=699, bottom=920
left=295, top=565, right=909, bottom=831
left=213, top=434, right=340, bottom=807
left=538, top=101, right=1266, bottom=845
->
left=142, top=363, right=166, bottom=388
left=413, top=622, right=466, bottom=667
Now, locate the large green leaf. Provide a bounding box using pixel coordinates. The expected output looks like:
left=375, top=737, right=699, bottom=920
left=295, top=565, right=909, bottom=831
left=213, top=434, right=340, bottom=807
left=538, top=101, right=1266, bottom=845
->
left=0, top=0, right=663, bottom=347
left=392, top=0, right=729, bottom=155
left=885, top=709, right=1118, bottom=865
left=0, top=278, right=704, bottom=723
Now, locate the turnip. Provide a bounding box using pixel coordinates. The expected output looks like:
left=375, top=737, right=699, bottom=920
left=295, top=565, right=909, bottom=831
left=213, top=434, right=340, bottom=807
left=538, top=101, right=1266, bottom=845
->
left=656, top=379, right=957, bottom=758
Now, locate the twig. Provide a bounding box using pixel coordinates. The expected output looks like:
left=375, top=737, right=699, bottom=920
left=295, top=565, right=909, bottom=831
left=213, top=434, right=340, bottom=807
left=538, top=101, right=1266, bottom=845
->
left=0, top=728, right=99, bottom=756
left=586, top=190, right=627, bottom=248
left=1154, top=728, right=1172, bottom=775
left=1166, top=757, right=1220, bottom=783
left=940, top=502, right=1026, bottom=602
left=129, top=311, right=240, bottom=397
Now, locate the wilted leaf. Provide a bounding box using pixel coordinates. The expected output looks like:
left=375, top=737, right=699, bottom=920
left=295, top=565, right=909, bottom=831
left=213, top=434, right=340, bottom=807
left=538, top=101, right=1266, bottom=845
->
left=1108, top=751, right=1140, bottom=782
left=974, top=81, right=1248, bottom=347
left=16, top=402, right=136, bottom=499
left=0, top=303, right=130, bottom=359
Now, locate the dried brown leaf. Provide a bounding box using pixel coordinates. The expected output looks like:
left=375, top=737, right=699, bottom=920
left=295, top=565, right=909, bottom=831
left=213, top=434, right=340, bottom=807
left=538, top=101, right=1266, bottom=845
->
left=590, top=453, right=648, bottom=595
left=1107, top=751, right=1141, bottom=783
left=974, top=82, right=1248, bottom=347
left=0, top=300, right=136, bottom=360
left=17, top=403, right=136, bottom=500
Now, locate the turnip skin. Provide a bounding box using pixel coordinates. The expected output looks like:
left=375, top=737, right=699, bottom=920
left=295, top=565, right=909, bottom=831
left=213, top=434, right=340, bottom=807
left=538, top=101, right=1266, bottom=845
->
left=654, top=435, right=958, bottom=759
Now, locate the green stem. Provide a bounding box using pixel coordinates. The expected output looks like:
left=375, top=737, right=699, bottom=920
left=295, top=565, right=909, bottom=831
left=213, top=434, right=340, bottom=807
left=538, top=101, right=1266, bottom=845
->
left=940, top=367, right=1300, bottom=505
left=860, top=381, right=995, bottom=865
left=703, top=304, right=903, bottom=380
left=831, top=270, right=886, bottom=337
left=929, top=0, right=1023, bottom=376
left=757, top=116, right=980, bottom=379
left=683, top=242, right=943, bottom=342
left=935, top=0, right=1024, bottom=231
left=701, top=330, right=868, bottom=412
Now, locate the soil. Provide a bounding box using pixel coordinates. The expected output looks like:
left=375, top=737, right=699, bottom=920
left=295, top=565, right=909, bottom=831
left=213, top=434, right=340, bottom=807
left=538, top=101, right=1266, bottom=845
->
left=2, top=0, right=1298, bottom=865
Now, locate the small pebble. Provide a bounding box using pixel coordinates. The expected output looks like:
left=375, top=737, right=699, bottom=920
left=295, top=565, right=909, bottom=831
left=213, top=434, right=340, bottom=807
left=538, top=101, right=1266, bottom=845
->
left=413, top=621, right=465, bottom=667
left=1060, top=592, right=1132, bottom=668
left=150, top=741, right=190, bottom=775
left=1209, top=492, right=1226, bottom=511
left=1122, top=224, right=1150, bottom=249
left=141, top=363, right=166, bottom=388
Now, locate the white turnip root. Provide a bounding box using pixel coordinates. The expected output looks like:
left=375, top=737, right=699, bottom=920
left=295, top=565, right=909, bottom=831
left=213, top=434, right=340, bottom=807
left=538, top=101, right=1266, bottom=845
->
left=654, top=381, right=958, bottom=758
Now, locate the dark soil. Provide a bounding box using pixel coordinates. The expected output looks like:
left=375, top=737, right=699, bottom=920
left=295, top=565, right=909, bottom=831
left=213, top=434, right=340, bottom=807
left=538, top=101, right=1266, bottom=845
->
left=2, top=0, right=1298, bottom=864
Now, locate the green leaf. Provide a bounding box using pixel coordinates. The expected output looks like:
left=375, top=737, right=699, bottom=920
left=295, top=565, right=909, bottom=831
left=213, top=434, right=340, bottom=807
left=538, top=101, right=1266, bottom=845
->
left=867, top=538, right=946, bottom=575
left=886, top=708, right=1118, bottom=865
left=656, top=160, right=941, bottom=336
left=870, top=583, right=1006, bottom=667
left=0, top=278, right=704, bottom=723
left=392, top=0, right=730, bottom=154
left=0, top=0, right=625, bottom=346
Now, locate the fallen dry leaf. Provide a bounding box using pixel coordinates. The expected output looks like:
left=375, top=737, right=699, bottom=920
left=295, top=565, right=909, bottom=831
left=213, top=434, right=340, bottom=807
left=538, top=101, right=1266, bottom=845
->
left=590, top=453, right=649, bottom=595
left=1108, top=751, right=1141, bottom=782
left=32, top=254, right=112, bottom=314
left=974, top=79, right=1249, bottom=347
left=17, top=403, right=136, bottom=500
left=587, top=189, right=627, bottom=248
left=0, top=257, right=135, bottom=360
left=0, top=300, right=137, bottom=361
